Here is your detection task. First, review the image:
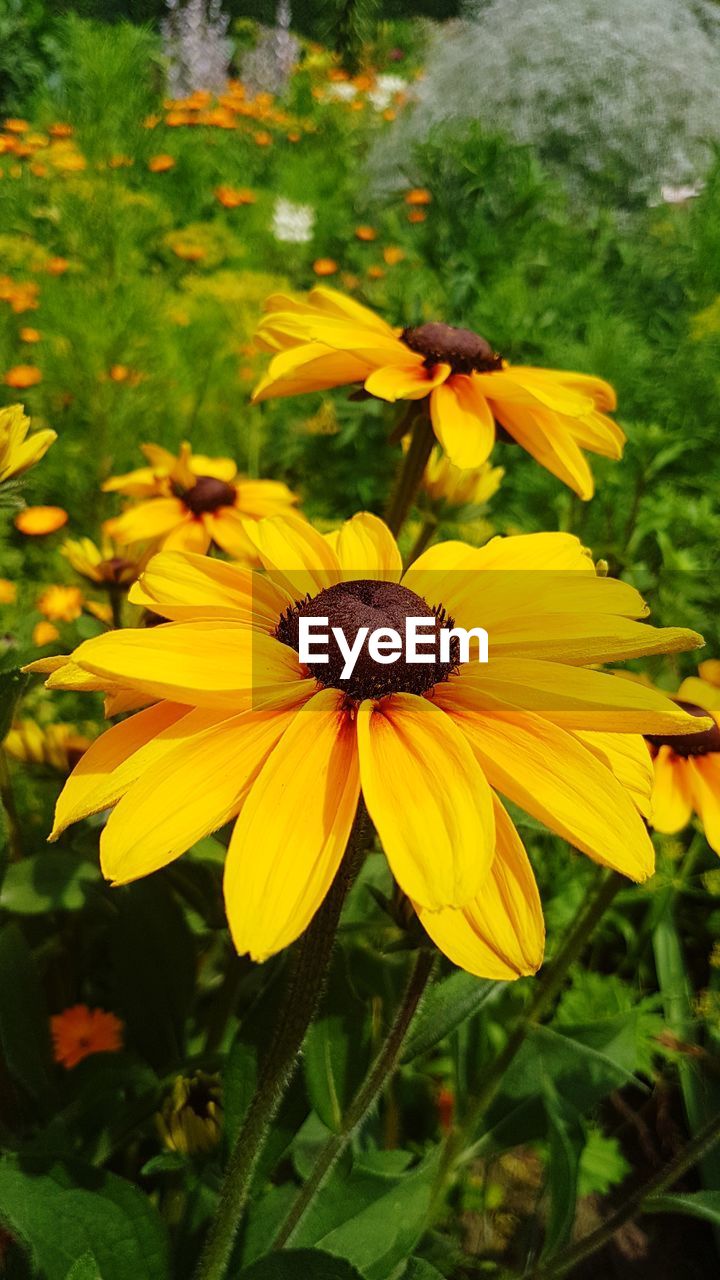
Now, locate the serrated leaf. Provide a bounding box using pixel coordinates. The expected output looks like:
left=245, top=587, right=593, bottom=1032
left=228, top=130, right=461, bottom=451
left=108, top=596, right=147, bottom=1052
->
left=0, top=1154, right=170, bottom=1280
left=0, top=851, right=100, bottom=914
left=65, top=1256, right=102, bottom=1280
left=577, top=1127, right=630, bottom=1198
left=402, top=970, right=499, bottom=1062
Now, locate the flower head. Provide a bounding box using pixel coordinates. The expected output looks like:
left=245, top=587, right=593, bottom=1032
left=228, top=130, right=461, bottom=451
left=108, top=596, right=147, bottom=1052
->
left=103, top=442, right=300, bottom=559
left=5, top=720, right=92, bottom=773
left=4, top=364, right=42, bottom=389
left=156, top=1072, right=222, bottom=1155
left=647, top=670, right=720, bottom=854
left=0, top=404, right=56, bottom=486
left=51, top=1004, right=123, bottom=1069
left=62, top=535, right=146, bottom=588
left=252, top=288, right=624, bottom=498
left=28, top=516, right=707, bottom=979
left=0, top=579, right=16, bottom=604
left=15, top=505, right=68, bottom=536
left=422, top=447, right=504, bottom=509
left=36, top=584, right=84, bottom=623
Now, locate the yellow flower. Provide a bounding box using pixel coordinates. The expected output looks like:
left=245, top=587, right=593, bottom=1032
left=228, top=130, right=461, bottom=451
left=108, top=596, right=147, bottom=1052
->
left=62, top=536, right=145, bottom=588
left=252, top=288, right=623, bottom=497
left=647, top=671, right=720, bottom=854
left=0, top=404, right=55, bottom=485
left=103, top=442, right=300, bottom=559
left=32, top=621, right=59, bottom=646
left=36, top=584, right=84, bottom=622
left=28, top=516, right=707, bottom=979
left=4, top=720, right=92, bottom=773
left=422, top=447, right=504, bottom=508
left=156, top=1072, right=222, bottom=1155
left=15, top=505, right=68, bottom=535
left=0, top=578, right=16, bottom=603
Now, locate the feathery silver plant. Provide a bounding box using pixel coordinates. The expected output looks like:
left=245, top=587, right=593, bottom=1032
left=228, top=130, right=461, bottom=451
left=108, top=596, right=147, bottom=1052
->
left=239, top=0, right=299, bottom=100
left=162, top=0, right=232, bottom=98
left=371, top=0, right=720, bottom=205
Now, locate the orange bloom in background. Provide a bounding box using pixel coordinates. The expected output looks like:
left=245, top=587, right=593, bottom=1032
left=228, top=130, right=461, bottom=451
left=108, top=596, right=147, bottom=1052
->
left=367, top=265, right=385, bottom=280
left=648, top=671, right=720, bottom=853
left=148, top=154, right=175, bottom=173
left=4, top=364, right=42, bottom=388
left=51, top=1004, right=124, bottom=1069
left=355, top=226, right=377, bottom=241
left=287, top=131, right=301, bottom=143
left=32, top=621, right=60, bottom=646
left=214, top=185, right=257, bottom=208
left=0, top=578, right=16, bottom=604
left=0, top=277, right=39, bottom=313
left=103, top=441, right=301, bottom=558
left=46, top=257, right=69, bottom=276
left=20, top=327, right=41, bottom=343
left=313, top=258, right=338, bottom=277
left=383, top=246, right=405, bottom=266
left=15, top=506, right=68, bottom=536
left=36, top=584, right=84, bottom=623
left=4, top=119, right=28, bottom=134
left=254, top=287, right=624, bottom=496
left=407, top=210, right=426, bottom=224
left=254, top=131, right=272, bottom=147
left=108, top=154, right=134, bottom=169
left=49, top=123, right=73, bottom=138
left=405, top=188, right=432, bottom=205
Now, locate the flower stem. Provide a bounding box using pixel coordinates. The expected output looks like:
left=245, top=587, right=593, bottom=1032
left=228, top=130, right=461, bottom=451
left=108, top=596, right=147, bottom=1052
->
left=0, top=749, right=23, bottom=861
left=440, top=870, right=624, bottom=1180
left=108, top=585, right=123, bottom=630
left=272, top=947, right=437, bottom=1249
left=528, top=1105, right=720, bottom=1279
left=408, top=516, right=439, bottom=564
left=194, top=803, right=370, bottom=1280
left=384, top=406, right=435, bottom=538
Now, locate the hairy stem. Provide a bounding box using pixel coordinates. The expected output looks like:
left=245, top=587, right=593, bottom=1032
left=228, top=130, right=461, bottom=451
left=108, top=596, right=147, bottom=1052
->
left=194, top=803, right=370, bottom=1280
left=384, top=406, right=435, bottom=538
left=273, top=947, right=437, bottom=1248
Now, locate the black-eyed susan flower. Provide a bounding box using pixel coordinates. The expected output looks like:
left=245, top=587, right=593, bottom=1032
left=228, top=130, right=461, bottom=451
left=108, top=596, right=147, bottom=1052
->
left=103, top=442, right=300, bottom=559
left=422, top=447, right=504, bottom=509
left=27, top=516, right=708, bottom=980
left=4, top=720, right=92, bottom=772
left=156, top=1072, right=222, bottom=1156
left=51, top=1004, right=123, bottom=1069
left=0, top=404, right=55, bottom=486
left=647, top=671, right=720, bottom=854
left=61, top=535, right=146, bottom=589
left=252, top=288, right=624, bottom=497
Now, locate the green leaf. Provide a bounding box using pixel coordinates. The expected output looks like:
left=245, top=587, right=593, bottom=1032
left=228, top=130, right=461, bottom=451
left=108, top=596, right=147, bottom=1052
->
left=0, top=851, right=100, bottom=914
left=399, top=1261, right=447, bottom=1280
left=644, top=1191, right=720, bottom=1227
left=0, top=1154, right=170, bottom=1280
left=0, top=668, right=28, bottom=740
left=577, top=1128, right=630, bottom=1198
left=65, top=1256, right=102, bottom=1280
left=402, top=970, right=500, bottom=1062
left=240, top=1250, right=365, bottom=1280
left=304, top=953, right=372, bottom=1132
left=108, top=879, right=195, bottom=1070
left=541, top=1085, right=585, bottom=1257
left=0, top=921, right=53, bottom=1107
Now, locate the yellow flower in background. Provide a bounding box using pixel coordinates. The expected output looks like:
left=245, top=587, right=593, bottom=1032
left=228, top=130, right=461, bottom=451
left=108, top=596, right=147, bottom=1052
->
left=32, top=621, right=59, bottom=646
left=0, top=403, right=56, bottom=485
left=252, top=288, right=623, bottom=498
left=422, top=447, right=504, bottom=509
left=103, top=442, right=300, bottom=559
left=14, top=505, right=67, bottom=536
left=647, top=671, right=720, bottom=854
left=157, top=1072, right=222, bottom=1156
left=28, top=517, right=707, bottom=979
left=36, top=584, right=84, bottom=622
left=51, top=1004, right=123, bottom=1069
left=62, top=536, right=146, bottom=588
left=4, top=720, right=92, bottom=773
left=0, top=578, right=16, bottom=604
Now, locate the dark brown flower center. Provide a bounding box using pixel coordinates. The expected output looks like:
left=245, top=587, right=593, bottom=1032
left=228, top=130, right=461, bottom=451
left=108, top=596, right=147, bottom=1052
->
left=180, top=475, right=236, bottom=515
left=647, top=700, right=720, bottom=757
left=100, top=556, right=135, bottom=585
left=401, top=322, right=503, bottom=375
left=275, top=578, right=459, bottom=702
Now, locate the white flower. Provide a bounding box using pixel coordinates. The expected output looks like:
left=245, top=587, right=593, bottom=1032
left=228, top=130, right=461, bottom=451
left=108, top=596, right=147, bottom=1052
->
left=326, top=82, right=358, bottom=102
left=660, top=181, right=705, bottom=204
left=271, top=198, right=315, bottom=244
left=367, top=75, right=407, bottom=111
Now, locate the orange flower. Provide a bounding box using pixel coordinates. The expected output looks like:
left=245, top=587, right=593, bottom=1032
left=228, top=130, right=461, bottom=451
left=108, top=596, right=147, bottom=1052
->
left=51, top=1004, right=124, bottom=1069
left=49, top=123, right=73, bottom=138
left=254, top=131, right=272, bottom=147
left=4, top=365, right=42, bottom=388
left=46, top=257, right=69, bottom=276
left=367, top=265, right=385, bottom=279
left=32, top=621, right=60, bottom=646
left=0, top=578, right=16, bottom=604
left=214, top=185, right=257, bottom=208
left=36, top=584, right=84, bottom=622
left=108, top=154, right=134, bottom=169
left=355, top=225, right=377, bottom=241
left=405, top=188, right=432, bottom=205
left=15, top=506, right=68, bottom=536
left=407, top=210, right=426, bottom=224
left=4, top=119, right=28, bottom=134
left=313, top=258, right=339, bottom=277
left=109, top=364, right=129, bottom=382
left=287, top=131, right=301, bottom=143
left=383, top=246, right=405, bottom=266
left=20, top=327, right=41, bottom=343
left=148, top=154, right=175, bottom=173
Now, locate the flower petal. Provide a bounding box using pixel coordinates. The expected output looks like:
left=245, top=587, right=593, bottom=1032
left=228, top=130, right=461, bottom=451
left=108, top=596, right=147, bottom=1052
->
left=430, top=377, right=496, bottom=469
left=251, top=513, right=342, bottom=599
left=224, top=688, right=360, bottom=960
left=325, top=512, right=402, bottom=581
left=651, top=747, right=693, bottom=834
left=490, top=402, right=594, bottom=499
left=162, top=517, right=211, bottom=554
left=100, top=704, right=298, bottom=884
left=130, top=551, right=293, bottom=626
left=415, top=794, right=544, bottom=979
left=686, top=755, right=720, bottom=854
left=252, top=342, right=373, bottom=402
left=104, top=498, right=185, bottom=545
left=364, top=361, right=449, bottom=402
left=357, top=693, right=495, bottom=909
